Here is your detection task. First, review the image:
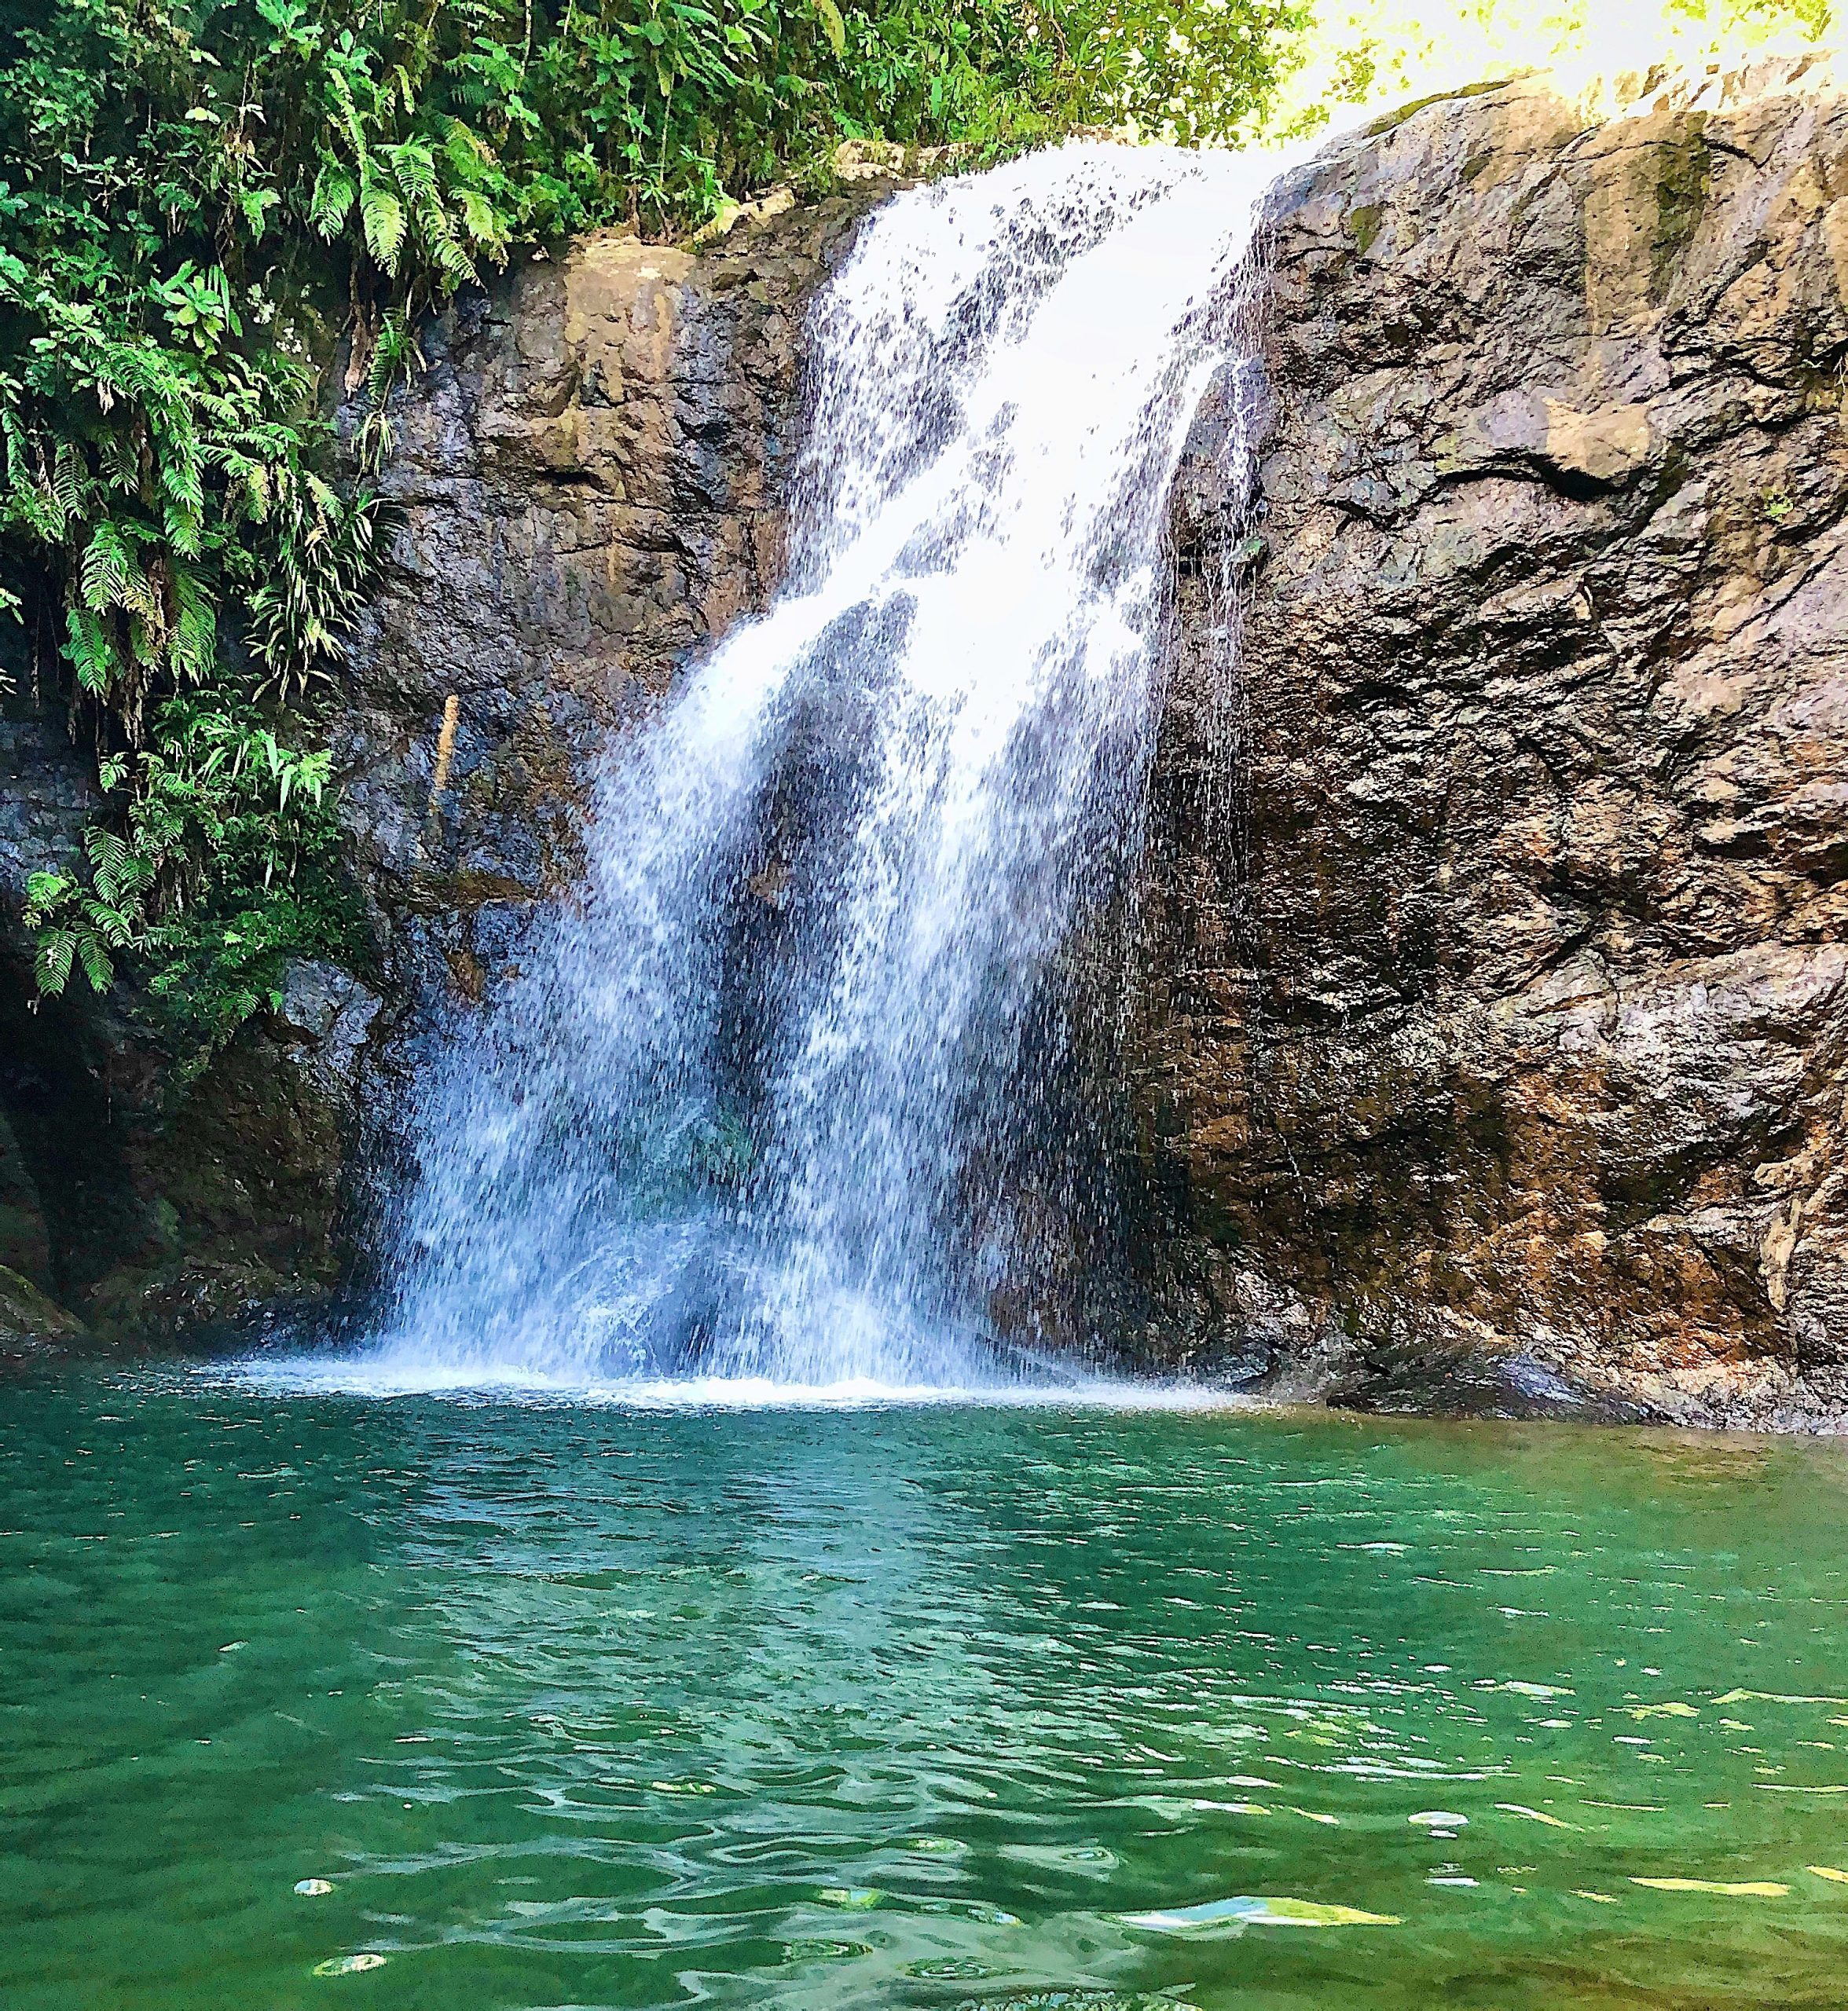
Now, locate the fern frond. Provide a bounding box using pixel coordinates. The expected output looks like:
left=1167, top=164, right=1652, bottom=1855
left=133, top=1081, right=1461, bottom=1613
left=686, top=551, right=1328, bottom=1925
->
left=442, top=118, right=493, bottom=185
left=240, top=460, right=273, bottom=522
left=67, top=604, right=119, bottom=693
left=309, top=160, right=357, bottom=237
left=96, top=430, right=138, bottom=497
left=22, top=869, right=73, bottom=921
left=365, top=310, right=421, bottom=405
left=169, top=567, right=217, bottom=683
left=75, top=932, right=115, bottom=993
left=34, top=929, right=75, bottom=996
left=386, top=141, right=439, bottom=214
left=79, top=518, right=132, bottom=611
left=85, top=826, right=131, bottom=891
left=455, top=189, right=508, bottom=261
left=325, top=68, right=370, bottom=170
left=160, top=447, right=206, bottom=519
left=359, top=173, right=405, bottom=273
left=52, top=440, right=86, bottom=521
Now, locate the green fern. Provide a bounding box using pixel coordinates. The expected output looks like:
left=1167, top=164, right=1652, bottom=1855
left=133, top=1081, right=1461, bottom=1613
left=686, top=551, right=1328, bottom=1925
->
left=65, top=603, right=119, bottom=694
left=455, top=187, right=509, bottom=261
left=309, top=160, right=358, bottom=236
left=170, top=566, right=216, bottom=683
left=34, top=926, right=76, bottom=995
left=79, top=519, right=133, bottom=613
left=359, top=173, right=405, bottom=271
left=75, top=931, right=115, bottom=993
left=50, top=439, right=84, bottom=524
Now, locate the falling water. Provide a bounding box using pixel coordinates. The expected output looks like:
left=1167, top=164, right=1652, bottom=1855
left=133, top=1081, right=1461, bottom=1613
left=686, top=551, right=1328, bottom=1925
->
left=367, top=142, right=1278, bottom=1394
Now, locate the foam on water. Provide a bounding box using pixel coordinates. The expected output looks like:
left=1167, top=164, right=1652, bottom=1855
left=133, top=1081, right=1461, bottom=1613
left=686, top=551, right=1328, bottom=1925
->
left=284, top=141, right=1286, bottom=1401
left=208, top=1360, right=1247, bottom=1412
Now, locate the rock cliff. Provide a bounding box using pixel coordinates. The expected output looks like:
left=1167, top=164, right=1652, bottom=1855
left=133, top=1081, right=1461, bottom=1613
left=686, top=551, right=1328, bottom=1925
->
left=1141, top=56, right=1848, bottom=1428
left=336, top=191, right=885, bottom=1020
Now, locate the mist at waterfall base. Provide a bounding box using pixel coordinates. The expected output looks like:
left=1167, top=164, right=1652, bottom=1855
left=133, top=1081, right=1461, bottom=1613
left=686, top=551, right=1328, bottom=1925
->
left=293, top=145, right=1278, bottom=1403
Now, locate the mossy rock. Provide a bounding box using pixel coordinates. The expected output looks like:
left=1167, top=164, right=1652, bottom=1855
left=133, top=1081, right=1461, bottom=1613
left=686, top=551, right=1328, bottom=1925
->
left=1364, top=75, right=1516, bottom=139
left=0, top=1264, right=90, bottom=1364
left=82, top=1252, right=300, bottom=1352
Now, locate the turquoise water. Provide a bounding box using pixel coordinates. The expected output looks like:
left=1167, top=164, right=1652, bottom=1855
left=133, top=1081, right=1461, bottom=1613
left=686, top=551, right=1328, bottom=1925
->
left=7, top=1380, right=1848, bottom=2009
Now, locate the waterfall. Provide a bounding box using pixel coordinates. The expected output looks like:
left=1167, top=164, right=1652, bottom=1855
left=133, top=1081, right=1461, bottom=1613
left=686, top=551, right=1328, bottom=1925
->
left=368, top=142, right=1276, bottom=1394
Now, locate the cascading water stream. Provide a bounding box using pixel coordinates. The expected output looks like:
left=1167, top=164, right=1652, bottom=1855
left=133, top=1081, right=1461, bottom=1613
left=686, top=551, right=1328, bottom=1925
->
left=363, top=142, right=1278, bottom=1395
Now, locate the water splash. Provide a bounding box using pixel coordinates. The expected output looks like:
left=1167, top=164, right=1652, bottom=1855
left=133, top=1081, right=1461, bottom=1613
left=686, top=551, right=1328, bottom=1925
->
left=367, top=141, right=1280, bottom=1393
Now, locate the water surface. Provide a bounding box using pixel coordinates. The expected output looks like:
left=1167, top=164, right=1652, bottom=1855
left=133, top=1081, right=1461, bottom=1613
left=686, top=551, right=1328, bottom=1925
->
left=7, top=1380, right=1848, bottom=2009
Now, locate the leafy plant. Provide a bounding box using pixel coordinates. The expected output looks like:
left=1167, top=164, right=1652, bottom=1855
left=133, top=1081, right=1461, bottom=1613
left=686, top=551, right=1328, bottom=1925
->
left=0, top=0, right=1308, bottom=1051
left=24, top=687, right=362, bottom=1053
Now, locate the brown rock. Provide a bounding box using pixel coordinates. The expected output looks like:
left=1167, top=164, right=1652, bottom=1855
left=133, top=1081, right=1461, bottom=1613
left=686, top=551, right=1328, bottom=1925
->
left=335, top=185, right=895, bottom=1027
left=1136, top=57, right=1848, bottom=1429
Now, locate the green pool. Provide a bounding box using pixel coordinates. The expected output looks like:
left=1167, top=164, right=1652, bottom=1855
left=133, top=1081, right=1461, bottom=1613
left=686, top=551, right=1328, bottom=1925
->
left=7, top=1377, right=1848, bottom=2009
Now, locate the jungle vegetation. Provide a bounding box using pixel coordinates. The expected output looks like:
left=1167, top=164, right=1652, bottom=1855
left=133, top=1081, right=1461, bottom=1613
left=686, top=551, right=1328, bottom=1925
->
left=0, top=0, right=1308, bottom=1048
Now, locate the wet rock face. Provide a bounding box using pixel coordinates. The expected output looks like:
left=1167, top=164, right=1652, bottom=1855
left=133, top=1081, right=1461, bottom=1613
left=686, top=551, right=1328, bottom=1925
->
left=338, top=192, right=886, bottom=1023
left=1140, top=60, right=1848, bottom=1428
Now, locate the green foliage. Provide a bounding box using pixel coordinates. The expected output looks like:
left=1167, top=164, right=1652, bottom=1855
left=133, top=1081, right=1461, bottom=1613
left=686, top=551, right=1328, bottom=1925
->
left=0, top=0, right=1302, bottom=1048
left=824, top=0, right=1309, bottom=154
left=24, top=688, right=362, bottom=1050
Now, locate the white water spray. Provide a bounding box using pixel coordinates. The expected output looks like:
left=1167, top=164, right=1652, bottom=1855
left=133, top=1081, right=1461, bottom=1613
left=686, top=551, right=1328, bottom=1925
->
left=362, top=142, right=1278, bottom=1396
